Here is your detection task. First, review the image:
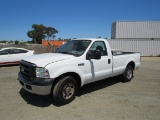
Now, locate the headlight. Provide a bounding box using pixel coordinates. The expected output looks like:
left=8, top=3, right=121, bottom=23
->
left=36, top=67, right=50, bottom=78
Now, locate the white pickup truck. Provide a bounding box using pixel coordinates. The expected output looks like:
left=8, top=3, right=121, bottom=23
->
left=18, top=38, right=140, bottom=105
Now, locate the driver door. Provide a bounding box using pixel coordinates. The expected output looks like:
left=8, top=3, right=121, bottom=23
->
left=84, top=41, right=112, bottom=84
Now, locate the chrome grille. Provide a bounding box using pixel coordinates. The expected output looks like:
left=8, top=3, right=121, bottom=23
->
left=19, top=60, right=36, bottom=81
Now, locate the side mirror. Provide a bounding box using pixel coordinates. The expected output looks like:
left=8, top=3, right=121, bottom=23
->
left=86, top=50, right=101, bottom=60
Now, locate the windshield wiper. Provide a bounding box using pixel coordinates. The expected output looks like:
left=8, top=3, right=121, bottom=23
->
left=59, top=52, right=69, bottom=54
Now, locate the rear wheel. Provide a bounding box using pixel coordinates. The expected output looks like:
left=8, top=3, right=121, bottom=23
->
left=52, top=76, right=78, bottom=105
left=121, top=65, right=133, bottom=82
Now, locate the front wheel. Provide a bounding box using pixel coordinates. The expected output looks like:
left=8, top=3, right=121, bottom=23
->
left=52, top=76, right=78, bottom=105
left=121, top=65, right=133, bottom=82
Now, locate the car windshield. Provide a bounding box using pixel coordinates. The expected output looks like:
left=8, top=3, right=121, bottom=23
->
left=57, top=40, right=91, bottom=56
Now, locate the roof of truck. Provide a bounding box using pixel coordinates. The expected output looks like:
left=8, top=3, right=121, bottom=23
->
left=73, top=38, right=107, bottom=41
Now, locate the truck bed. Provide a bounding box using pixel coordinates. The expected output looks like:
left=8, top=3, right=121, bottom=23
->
left=112, top=50, right=139, bottom=56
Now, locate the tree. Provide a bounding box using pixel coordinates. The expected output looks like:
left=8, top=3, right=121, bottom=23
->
left=27, top=24, right=58, bottom=44
left=45, top=27, right=58, bottom=40
left=58, top=37, right=62, bottom=41
left=15, top=40, right=19, bottom=44
left=52, top=35, right=56, bottom=40
left=0, top=40, right=7, bottom=43
left=27, top=24, right=46, bottom=44
left=27, top=41, right=31, bottom=43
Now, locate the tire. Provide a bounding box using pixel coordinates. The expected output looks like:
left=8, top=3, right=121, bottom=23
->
left=121, top=65, right=133, bottom=82
left=52, top=76, right=78, bottom=105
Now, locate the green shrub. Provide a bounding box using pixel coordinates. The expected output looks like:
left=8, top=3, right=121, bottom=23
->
left=14, top=40, right=19, bottom=44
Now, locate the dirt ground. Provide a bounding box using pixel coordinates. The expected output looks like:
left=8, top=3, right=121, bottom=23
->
left=0, top=57, right=160, bottom=120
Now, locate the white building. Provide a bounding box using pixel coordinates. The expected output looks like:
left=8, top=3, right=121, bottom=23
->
left=111, top=21, right=160, bottom=39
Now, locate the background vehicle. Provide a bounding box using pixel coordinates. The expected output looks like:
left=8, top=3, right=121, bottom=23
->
left=0, top=47, right=34, bottom=65
left=18, top=38, right=140, bottom=105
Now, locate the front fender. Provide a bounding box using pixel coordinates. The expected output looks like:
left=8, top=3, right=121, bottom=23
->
left=48, top=66, right=84, bottom=86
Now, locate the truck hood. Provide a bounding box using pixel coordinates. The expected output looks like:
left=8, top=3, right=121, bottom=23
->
left=23, top=53, right=75, bottom=67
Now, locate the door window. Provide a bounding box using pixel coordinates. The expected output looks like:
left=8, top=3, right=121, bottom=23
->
left=89, top=41, right=108, bottom=56
left=21, top=50, right=28, bottom=53
left=0, top=49, right=10, bottom=55
left=10, top=49, right=22, bottom=54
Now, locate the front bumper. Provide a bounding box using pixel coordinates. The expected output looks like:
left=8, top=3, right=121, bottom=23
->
left=18, top=72, right=55, bottom=95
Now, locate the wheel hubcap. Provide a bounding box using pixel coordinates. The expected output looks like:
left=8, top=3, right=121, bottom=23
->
left=63, top=83, right=75, bottom=99
left=127, top=69, right=132, bottom=79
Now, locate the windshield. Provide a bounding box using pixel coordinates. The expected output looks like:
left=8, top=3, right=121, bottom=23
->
left=57, top=40, right=91, bottom=56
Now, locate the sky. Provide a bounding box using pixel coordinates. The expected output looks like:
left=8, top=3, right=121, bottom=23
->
left=0, top=0, right=160, bottom=41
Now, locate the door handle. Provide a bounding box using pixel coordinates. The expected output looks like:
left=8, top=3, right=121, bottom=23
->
left=108, top=59, right=111, bottom=64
